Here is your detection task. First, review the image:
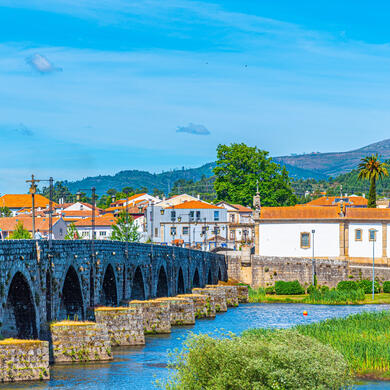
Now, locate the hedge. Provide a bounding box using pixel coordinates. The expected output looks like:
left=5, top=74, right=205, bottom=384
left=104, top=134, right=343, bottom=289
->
left=275, top=280, right=304, bottom=295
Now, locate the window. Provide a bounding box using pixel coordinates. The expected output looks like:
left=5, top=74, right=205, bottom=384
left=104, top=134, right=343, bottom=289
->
left=214, top=211, right=220, bottom=221
left=154, top=227, right=158, bottom=237
left=183, top=226, right=189, bottom=235
left=300, top=232, right=310, bottom=248
left=189, top=211, right=194, bottom=221
left=59, top=228, right=63, bottom=235
left=100, top=231, right=106, bottom=236
left=82, top=231, right=89, bottom=237
left=230, top=230, right=235, bottom=240
left=355, top=229, right=362, bottom=241
left=170, top=227, right=176, bottom=236
left=196, top=211, right=201, bottom=220
left=170, top=211, right=176, bottom=221
left=369, top=229, right=377, bottom=241
left=230, top=214, right=235, bottom=223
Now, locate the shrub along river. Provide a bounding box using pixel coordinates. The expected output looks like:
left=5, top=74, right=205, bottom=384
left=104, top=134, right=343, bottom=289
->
left=2, top=303, right=390, bottom=389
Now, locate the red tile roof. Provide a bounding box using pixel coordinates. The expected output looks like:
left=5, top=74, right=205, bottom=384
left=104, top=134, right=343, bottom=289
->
left=74, top=215, right=117, bottom=227
left=261, top=206, right=341, bottom=220
left=304, top=196, right=368, bottom=207
left=0, top=194, right=59, bottom=209
left=166, top=200, right=223, bottom=210
left=231, top=204, right=253, bottom=212
left=0, top=216, right=62, bottom=232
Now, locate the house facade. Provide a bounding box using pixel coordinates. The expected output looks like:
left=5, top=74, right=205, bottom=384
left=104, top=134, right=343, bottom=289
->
left=256, top=205, right=390, bottom=265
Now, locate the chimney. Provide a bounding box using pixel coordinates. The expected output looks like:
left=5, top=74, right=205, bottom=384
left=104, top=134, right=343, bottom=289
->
left=197, top=194, right=200, bottom=200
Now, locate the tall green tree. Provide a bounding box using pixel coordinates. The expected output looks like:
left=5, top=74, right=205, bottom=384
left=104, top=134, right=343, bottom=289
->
left=0, top=206, right=11, bottom=217
left=65, top=222, right=80, bottom=240
left=111, top=210, right=140, bottom=242
left=213, top=143, right=297, bottom=207
left=41, top=181, right=74, bottom=203
left=8, top=222, right=31, bottom=239
left=358, top=154, right=388, bottom=208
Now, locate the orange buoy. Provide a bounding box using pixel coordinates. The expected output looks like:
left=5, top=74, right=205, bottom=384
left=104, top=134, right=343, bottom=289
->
left=303, top=311, right=308, bottom=316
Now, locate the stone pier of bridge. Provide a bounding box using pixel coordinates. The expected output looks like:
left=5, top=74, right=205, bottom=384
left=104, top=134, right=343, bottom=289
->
left=0, top=240, right=227, bottom=340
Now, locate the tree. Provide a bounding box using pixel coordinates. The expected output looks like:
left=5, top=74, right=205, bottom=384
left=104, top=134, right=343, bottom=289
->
left=358, top=154, right=388, bottom=208
left=213, top=143, right=297, bottom=207
left=8, top=222, right=31, bottom=239
left=111, top=210, right=140, bottom=242
left=0, top=207, right=11, bottom=217
left=65, top=222, right=80, bottom=240
left=41, top=181, right=74, bottom=203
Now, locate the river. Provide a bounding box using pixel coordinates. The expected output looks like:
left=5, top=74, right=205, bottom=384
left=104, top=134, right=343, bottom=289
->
left=1, top=303, right=390, bottom=389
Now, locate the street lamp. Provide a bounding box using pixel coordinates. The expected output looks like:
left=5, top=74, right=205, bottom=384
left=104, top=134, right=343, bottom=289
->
left=311, top=229, right=316, bottom=286
left=371, top=229, right=378, bottom=300
left=76, top=187, right=96, bottom=257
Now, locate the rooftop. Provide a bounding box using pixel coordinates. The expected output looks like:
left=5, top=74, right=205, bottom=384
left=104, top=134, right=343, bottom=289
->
left=166, top=200, right=223, bottom=210
left=0, top=194, right=59, bottom=209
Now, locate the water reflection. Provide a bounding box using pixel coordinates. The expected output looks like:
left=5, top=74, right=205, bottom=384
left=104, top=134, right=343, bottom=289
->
left=1, top=303, right=389, bottom=389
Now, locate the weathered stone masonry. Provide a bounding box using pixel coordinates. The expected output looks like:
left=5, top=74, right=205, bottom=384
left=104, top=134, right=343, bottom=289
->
left=0, top=240, right=227, bottom=340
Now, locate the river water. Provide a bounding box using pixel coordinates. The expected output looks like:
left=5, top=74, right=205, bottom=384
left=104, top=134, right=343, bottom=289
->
left=2, top=303, right=390, bottom=389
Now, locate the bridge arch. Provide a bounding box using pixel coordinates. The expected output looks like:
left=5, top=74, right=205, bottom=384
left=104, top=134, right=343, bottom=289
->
left=3, top=271, right=38, bottom=339
left=60, top=265, right=84, bottom=320
left=131, top=266, right=146, bottom=300
left=192, top=268, right=201, bottom=288
left=218, top=266, right=222, bottom=281
left=177, top=267, right=185, bottom=294
left=156, top=265, right=168, bottom=298
left=101, top=263, right=118, bottom=306
left=207, top=268, right=213, bottom=285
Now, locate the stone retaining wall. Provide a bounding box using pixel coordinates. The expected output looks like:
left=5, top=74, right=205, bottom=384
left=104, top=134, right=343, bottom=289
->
left=177, top=294, right=215, bottom=319
left=129, top=300, right=171, bottom=334
left=207, top=285, right=238, bottom=307
left=0, top=340, right=49, bottom=382
left=192, top=287, right=227, bottom=313
left=236, top=285, right=249, bottom=303
left=94, top=307, right=145, bottom=346
left=155, top=297, right=195, bottom=326
left=50, top=321, right=112, bottom=363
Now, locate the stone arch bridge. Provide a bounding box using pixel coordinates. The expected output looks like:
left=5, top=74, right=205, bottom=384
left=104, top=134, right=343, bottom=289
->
left=0, top=240, right=227, bottom=340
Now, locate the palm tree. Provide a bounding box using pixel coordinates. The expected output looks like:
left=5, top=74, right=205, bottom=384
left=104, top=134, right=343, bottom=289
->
left=358, top=154, right=388, bottom=208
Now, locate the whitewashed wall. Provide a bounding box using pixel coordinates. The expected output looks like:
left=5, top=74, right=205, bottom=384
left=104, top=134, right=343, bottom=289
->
left=259, top=222, right=340, bottom=258
left=348, top=222, right=382, bottom=259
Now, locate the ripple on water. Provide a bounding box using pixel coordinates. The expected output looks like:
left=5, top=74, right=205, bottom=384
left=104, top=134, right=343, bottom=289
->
left=0, top=303, right=389, bottom=390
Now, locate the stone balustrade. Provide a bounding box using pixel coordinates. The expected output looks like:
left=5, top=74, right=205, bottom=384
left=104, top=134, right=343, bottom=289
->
left=50, top=321, right=112, bottom=363
left=0, top=339, right=49, bottom=382
left=94, top=307, right=145, bottom=346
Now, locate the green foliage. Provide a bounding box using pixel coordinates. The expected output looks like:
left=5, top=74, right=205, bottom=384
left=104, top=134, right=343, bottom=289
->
left=170, top=176, right=216, bottom=202
left=111, top=210, right=140, bottom=242
left=0, top=207, right=11, bottom=217
left=274, top=280, right=304, bottom=295
left=160, top=330, right=351, bottom=389
left=248, top=287, right=266, bottom=302
left=213, top=143, right=297, bottom=207
left=65, top=222, right=80, bottom=240
left=41, top=181, right=74, bottom=203
left=297, top=311, right=390, bottom=377
left=265, top=286, right=275, bottom=295
left=358, top=154, right=389, bottom=208
left=337, top=280, right=360, bottom=291
left=305, top=288, right=365, bottom=304
left=383, top=281, right=390, bottom=293
left=358, top=279, right=380, bottom=294
left=8, top=222, right=31, bottom=239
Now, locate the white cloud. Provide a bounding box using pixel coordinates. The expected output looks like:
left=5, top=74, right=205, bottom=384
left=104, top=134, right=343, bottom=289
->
left=177, top=123, right=210, bottom=135
left=25, top=53, right=62, bottom=73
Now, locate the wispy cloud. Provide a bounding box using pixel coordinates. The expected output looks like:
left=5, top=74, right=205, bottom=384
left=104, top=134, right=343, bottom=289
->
left=177, top=123, right=210, bottom=135
left=12, top=123, right=34, bottom=136
left=25, top=53, right=62, bottom=74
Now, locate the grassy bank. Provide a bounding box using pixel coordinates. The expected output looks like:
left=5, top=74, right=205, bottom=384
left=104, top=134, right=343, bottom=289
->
left=248, top=286, right=390, bottom=305
left=296, top=311, right=390, bottom=379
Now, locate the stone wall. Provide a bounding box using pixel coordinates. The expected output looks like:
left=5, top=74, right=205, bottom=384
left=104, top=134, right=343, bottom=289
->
left=193, top=287, right=227, bottom=313
left=50, top=321, right=112, bottom=363
left=0, top=340, right=49, bottom=382
left=228, top=255, right=390, bottom=288
left=155, top=297, right=195, bottom=326
left=177, top=294, right=215, bottom=319
left=94, top=307, right=145, bottom=346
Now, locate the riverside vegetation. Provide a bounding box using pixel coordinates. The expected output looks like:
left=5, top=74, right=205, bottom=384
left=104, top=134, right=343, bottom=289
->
left=162, top=311, right=390, bottom=389
left=248, top=279, right=390, bottom=305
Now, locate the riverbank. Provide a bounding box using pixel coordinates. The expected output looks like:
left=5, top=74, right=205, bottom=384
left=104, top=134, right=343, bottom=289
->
left=249, top=289, right=390, bottom=305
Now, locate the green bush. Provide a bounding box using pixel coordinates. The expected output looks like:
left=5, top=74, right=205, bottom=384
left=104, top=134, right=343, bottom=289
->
left=265, top=286, right=275, bottom=295
left=383, top=281, right=390, bottom=293
left=307, top=284, right=316, bottom=294
left=320, top=285, right=330, bottom=293
left=358, top=279, right=380, bottom=294
left=248, top=287, right=266, bottom=303
left=275, top=280, right=304, bottom=295
left=161, top=330, right=351, bottom=390
left=337, top=280, right=359, bottom=291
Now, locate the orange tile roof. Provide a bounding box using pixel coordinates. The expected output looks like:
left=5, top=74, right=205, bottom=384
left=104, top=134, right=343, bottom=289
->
left=74, top=215, right=117, bottom=227
left=231, top=204, right=253, bottom=212
left=166, top=200, right=223, bottom=210
left=304, top=196, right=368, bottom=207
left=60, top=210, right=102, bottom=217
left=0, top=194, right=59, bottom=209
left=345, top=208, right=390, bottom=220
left=0, top=216, right=62, bottom=232
left=261, top=206, right=341, bottom=220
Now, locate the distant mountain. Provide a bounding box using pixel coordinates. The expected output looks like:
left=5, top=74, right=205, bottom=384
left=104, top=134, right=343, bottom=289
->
left=274, top=139, right=390, bottom=178
left=65, top=163, right=216, bottom=196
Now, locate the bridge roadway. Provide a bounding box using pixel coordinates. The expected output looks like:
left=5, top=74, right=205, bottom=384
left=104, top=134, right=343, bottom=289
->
left=0, top=240, right=227, bottom=340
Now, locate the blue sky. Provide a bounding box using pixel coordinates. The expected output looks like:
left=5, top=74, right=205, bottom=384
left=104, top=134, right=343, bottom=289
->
left=2, top=0, right=390, bottom=192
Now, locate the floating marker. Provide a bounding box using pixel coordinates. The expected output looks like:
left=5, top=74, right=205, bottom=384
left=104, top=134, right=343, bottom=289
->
left=303, top=311, right=308, bottom=316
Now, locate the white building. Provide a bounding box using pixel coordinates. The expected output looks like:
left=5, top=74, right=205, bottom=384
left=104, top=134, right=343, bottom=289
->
left=257, top=205, right=390, bottom=265
left=146, top=200, right=228, bottom=250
